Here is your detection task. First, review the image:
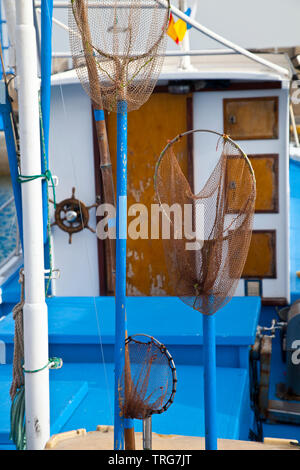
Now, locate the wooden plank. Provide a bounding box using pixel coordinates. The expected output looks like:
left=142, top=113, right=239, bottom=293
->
left=242, top=230, right=277, bottom=279
left=226, top=154, right=279, bottom=213
left=46, top=427, right=299, bottom=450
left=223, top=96, right=279, bottom=140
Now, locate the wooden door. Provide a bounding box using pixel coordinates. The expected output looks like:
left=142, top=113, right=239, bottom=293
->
left=106, top=92, right=192, bottom=295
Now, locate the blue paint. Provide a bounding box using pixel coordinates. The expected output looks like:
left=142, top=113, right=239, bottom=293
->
left=0, top=374, right=88, bottom=445
left=94, top=109, right=105, bottom=122
left=41, top=0, right=53, bottom=289
left=0, top=87, right=23, bottom=246
left=0, top=296, right=261, bottom=352
left=114, top=100, right=128, bottom=450
left=290, top=160, right=300, bottom=303
left=0, top=296, right=263, bottom=444
left=0, top=362, right=252, bottom=444
left=108, top=217, right=116, bottom=228
left=124, top=418, right=134, bottom=429
left=118, top=196, right=127, bottom=239
left=57, top=364, right=249, bottom=439
left=203, top=314, right=218, bottom=450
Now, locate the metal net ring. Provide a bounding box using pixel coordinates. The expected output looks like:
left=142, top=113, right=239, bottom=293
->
left=154, top=129, right=256, bottom=316
left=122, top=333, right=177, bottom=419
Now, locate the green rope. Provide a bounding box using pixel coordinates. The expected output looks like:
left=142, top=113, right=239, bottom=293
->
left=39, top=95, right=55, bottom=296
left=10, top=358, right=63, bottom=450
left=23, top=357, right=63, bottom=374
left=17, top=169, right=56, bottom=209
left=10, top=386, right=26, bottom=451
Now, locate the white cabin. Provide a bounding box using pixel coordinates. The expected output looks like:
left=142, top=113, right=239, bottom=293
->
left=50, top=52, right=292, bottom=305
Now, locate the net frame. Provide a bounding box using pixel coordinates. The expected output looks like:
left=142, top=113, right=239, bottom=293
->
left=69, top=0, right=171, bottom=112
left=154, top=129, right=257, bottom=315
left=122, top=334, right=177, bottom=419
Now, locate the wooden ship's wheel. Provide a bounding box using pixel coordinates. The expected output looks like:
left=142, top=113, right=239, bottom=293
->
left=51, top=187, right=97, bottom=244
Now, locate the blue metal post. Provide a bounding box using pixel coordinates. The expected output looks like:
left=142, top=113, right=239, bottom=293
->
left=40, top=0, right=53, bottom=245
left=1, top=93, right=23, bottom=246
left=114, top=100, right=128, bottom=450
left=203, top=314, right=218, bottom=450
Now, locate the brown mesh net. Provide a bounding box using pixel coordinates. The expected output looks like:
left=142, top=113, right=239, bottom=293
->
left=69, top=0, right=170, bottom=113
left=154, top=130, right=256, bottom=315
left=121, top=335, right=177, bottom=420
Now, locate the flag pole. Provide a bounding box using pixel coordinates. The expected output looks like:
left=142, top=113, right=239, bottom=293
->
left=15, top=0, right=50, bottom=450
left=114, top=100, right=128, bottom=449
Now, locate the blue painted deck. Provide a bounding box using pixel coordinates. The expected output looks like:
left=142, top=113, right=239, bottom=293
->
left=2, top=159, right=300, bottom=447
left=0, top=295, right=261, bottom=446
left=0, top=367, right=88, bottom=449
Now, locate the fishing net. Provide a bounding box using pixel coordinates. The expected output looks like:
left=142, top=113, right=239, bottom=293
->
left=121, top=334, right=177, bottom=420
left=69, top=0, right=170, bottom=113
left=154, top=130, right=256, bottom=315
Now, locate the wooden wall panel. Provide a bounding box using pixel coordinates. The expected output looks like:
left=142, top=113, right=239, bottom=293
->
left=226, top=154, right=279, bottom=213
left=106, top=93, right=192, bottom=296
left=223, top=97, right=279, bottom=140
left=242, top=230, right=276, bottom=278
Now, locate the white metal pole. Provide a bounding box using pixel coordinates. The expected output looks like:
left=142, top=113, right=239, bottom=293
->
left=15, top=0, right=50, bottom=450
left=178, top=0, right=191, bottom=70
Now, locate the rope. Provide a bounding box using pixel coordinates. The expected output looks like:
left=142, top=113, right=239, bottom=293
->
left=39, top=94, right=55, bottom=295
left=9, top=270, right=26, bottom=450
left=17, top=169, right=56, bottom=209
left=10, top=387, right=26, bottom=451
left=23, top=357, right=63, bottom=374
left=10, top=270, right=25, bottom=402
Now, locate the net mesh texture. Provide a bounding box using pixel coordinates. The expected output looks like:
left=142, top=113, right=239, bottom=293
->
left=155, top=133, right=256, bottom=315
left=121, top=336, right=175, bottom=420
left=69, top=0, right=170, bottom=112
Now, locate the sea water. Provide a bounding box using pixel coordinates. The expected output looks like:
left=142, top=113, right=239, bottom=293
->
left=0, top=175, right=17, bottom=266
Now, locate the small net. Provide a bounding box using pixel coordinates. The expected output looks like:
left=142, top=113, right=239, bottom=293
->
left=121, top=335, right=176, bottom=420
left=69, top=0, right=170, bottom=113
left=154, top=130, right=256, bottom=315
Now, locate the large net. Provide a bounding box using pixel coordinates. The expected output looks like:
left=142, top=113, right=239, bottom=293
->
left=154, top=130, right=256, bottom=315
left=121, top=335, right=177, bottom=420
left=69, top=0, right=170, bottom=113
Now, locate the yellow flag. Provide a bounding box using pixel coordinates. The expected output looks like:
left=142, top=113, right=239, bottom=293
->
left=174, top=18, right=187, bottom=42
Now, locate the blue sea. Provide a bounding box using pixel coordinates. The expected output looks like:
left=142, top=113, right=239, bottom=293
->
left=0, top=176, right=18, bottom=266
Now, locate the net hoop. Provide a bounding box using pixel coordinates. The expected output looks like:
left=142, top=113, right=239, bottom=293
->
left=154, top=129, right=256, bottom=207
left=154, top=129, right=257, bottom=316
left=154, top=129, right=256, bottom=231
left=71, top=1, right=171, bottom=62
left=69, top=0, right=171, bottom=112
left=125, top=334, right=177, bottom=416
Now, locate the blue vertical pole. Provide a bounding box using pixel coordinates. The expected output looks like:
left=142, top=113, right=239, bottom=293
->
left=40, top=0, right=53, bottom=245
left=203, top=314, right=218, bottom=450
left=1, top=100, right=23, bottom=247
left=114, top=100, right=128, bottom=450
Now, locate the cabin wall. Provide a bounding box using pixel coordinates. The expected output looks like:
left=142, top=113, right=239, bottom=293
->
left=193, top=86, right=290, bottom=304
left=48, top=76, right=290, bottom=303
left=49, top=83, right=99, bottom=297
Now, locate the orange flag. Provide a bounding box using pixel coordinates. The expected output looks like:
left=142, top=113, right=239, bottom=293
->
left=167, top=13, right=179, bottom=45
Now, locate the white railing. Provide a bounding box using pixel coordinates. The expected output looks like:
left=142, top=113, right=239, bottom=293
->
left=33, top=1, right=290, bottom=77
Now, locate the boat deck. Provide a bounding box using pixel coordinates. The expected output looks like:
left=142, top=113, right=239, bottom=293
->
left=0, top=296, right=260, bottom=449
